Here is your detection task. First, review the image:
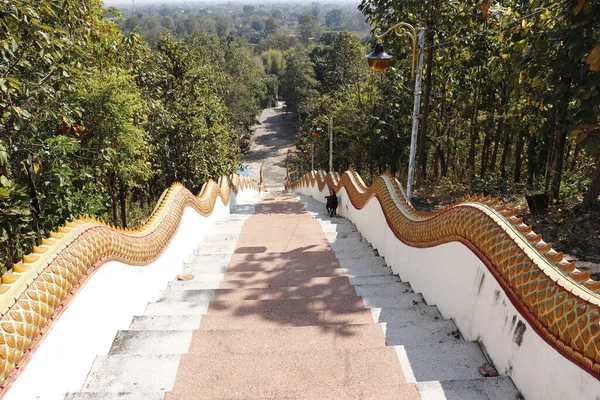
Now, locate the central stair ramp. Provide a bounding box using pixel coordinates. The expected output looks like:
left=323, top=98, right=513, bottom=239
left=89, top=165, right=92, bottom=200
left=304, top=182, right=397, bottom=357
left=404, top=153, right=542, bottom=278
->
left=66, top=192, right=519, bottom=400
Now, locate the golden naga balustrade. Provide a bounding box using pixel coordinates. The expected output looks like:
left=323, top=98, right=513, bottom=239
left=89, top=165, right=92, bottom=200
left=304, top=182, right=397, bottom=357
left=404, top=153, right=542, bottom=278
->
left=287, top=169, right=600, bottom=379
left=0, top=174, right=258, bottom=392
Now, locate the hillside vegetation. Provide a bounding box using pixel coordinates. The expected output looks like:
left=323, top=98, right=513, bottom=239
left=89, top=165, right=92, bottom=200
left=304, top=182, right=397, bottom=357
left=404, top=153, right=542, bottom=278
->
left=1, top=0, right=599, bottom=273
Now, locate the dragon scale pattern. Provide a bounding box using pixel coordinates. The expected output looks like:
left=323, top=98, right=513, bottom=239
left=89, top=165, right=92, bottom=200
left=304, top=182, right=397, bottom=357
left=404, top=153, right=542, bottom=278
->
left=287, top=170, right=600, bottom=379
left=0, top=175, right=258, bottom=391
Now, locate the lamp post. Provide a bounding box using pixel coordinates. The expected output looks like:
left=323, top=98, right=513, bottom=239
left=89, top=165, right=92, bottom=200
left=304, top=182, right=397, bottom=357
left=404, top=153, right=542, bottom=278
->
left=366, top=23, right=425, bottom=202
left=311, top=116, right=333, bottom=172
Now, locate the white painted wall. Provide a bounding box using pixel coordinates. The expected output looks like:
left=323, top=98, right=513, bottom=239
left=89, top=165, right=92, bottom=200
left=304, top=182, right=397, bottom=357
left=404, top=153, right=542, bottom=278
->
left=294, top=182, right=600, bottom=400
left=4, top=187, right=259, bottom=400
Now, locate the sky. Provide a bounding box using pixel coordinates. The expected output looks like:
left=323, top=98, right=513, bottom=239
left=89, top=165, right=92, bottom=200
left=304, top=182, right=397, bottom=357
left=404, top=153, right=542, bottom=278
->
left=104, top=0, right=359, bottom=5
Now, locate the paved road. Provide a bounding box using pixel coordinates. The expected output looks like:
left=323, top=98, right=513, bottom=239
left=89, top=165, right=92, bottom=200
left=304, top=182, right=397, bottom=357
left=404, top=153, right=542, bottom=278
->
left=243, top=103, right=295, bottom=189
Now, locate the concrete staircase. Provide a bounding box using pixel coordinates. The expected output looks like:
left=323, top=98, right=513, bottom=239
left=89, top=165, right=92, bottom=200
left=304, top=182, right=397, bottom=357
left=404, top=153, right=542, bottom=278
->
left=299, top=195, right=521, bottom=400
left=65, top=194, right=519, bottom=400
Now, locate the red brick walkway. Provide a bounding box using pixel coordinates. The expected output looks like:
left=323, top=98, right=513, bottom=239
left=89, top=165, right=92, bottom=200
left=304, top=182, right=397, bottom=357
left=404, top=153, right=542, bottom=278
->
left=166, top=192, right=420, bottom=399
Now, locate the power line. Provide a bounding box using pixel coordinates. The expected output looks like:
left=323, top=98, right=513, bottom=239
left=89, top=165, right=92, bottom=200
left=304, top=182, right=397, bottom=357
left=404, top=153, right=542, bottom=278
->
left=424, top=0, right=569, bottom=51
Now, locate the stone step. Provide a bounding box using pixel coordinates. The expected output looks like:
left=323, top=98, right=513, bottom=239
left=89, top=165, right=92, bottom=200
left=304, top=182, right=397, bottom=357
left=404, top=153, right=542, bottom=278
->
left=183, top=262, right=393, bottom=277
left=371, top=306, right=443, bottom=324
left=80, top=354, right=180, bottom=393
left=129, top=315, right=202, bottom=331
left=182, top=263, right=229, bottom=274
left=330, top=241, right=372, bottom=250
left=145, top=300, right=210, bottom=316
left=394, top=342, right=489, bottom=383
left=199, top=233, right=239, bottom=242
left=334, top=248, right=380, bottom=259
left=193, top=245, right=237, bottom=255
left=337, top=257, right=387, bottom=269
left=207, top=227, right=247, bottom=235
left=65, top=393, right=165, bottom=400
left=214, top=216, right=248, bottom=223
left=227, top=252, right=339, bottom=266
left=189, top=256, right=339, bottom=270
left=166, top=275, right=402, bottom=290
left=361, top=294, right=425, bottom=308
left=147, top=296, right=366, bottom=317
left=184, top=323, right=386, bottom=353
left=219, top=268, right=391, bottom=280
left=168, top=276, right=353, bottom=290
left=109, top=330, right=193, bottom=355
left=319, top=224, right=358, bottom=233
left=350, top=275, right=401, bottom=285
left=416, top=377, right=519, bottom=400
left=157, top=285, right=359, bottom=302
left=190, top=251, right=236, bottom=259
left=198, top=308, right=375, bottom=329
left=324, top=231, right=362, bottom=242
left=354, top=282, right=413, bottom=296
left=167, top=347, right=407, bottom=399
left=381, top=320, right=463, bottom=346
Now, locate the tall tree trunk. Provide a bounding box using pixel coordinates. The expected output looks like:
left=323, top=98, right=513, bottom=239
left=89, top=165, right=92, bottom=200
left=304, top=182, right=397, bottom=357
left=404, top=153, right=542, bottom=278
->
left=468, top=65, right=482, bottom=172
left=109, top=172, right=118, bottom=224
left=119, top=183, right=128, bottom=228
left=489, top=83, right=507, bottom=174
left=527, top=134, right=537, bottom=189
left=550, top=128, right=568, bottom=201
left=499, top=129, right=512, bottom=180
left=417, top=27, right=435, bottom=185
left=549, top=83, right=571, bottom=201
left=25, top=154, right=41, bottom=232
left=564, top=143, right=572, bottom=173
left=514, top=131, right=524, bottom=183
left=569, top=144, right=580, bottom=171
left=434, top=144, right=446, bottom=179
left=582, top=157, right=600, bottom=211
left=480, top=131, right=492, bottom=176
left=544, top=115, right=557, bottom=194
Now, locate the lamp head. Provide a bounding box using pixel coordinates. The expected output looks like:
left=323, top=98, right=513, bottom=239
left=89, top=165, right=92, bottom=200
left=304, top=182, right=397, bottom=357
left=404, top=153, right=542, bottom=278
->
left=366, top=42, right=392, bottom=72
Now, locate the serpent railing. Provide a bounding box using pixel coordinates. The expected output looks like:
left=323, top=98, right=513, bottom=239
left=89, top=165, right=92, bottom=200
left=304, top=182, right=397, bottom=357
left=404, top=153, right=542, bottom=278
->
left=0, top=174, right=258, bottom=392
left=287, top=169, right=600, bottom=380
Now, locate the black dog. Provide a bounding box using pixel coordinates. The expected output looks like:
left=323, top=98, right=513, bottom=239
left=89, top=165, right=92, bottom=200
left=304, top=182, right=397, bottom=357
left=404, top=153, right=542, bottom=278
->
left=325, top=192, right=338, bottom=217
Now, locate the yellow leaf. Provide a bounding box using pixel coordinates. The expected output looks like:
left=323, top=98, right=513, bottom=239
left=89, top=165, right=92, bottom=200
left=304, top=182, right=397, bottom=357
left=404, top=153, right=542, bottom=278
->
left=481, top=2, right=491, bottom=19
left=583, top=0, right=591, bottom=14
left=519, top=71, right=527, bottom=83
left=576, top=132, right=590, bottom=144
left=582, top=91, right=591, bottom=100
left=574, top=0, right=585, bottom=15
left=586, top=43, right=600, bottom=67
left=521, top=19, right=527, bottom=30
left=568, top=129, right=583, bottom=140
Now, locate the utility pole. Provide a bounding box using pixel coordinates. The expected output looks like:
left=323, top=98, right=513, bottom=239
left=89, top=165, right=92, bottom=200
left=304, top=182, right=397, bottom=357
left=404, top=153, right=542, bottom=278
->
left=366, top=22, right=424, bottom=202
left=406, top=29, right=425, bottom=202
left=328, top=117, right=333, bottom=172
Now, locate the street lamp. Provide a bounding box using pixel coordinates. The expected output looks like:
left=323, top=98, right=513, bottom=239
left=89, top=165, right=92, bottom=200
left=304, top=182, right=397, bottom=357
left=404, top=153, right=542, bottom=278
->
left=311, top=117, right=333, bottom=172
left=367, top=22, right=425, bottom=202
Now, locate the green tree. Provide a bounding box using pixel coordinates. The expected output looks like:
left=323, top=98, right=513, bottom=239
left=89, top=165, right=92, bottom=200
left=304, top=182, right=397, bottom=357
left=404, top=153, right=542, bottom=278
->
left=73, top=70, right=151, bottom=226
left=325, top=9, right=343, bottom=30
left=298, top=11, right=321, bottom=45
left=281, top=48, right=319, bottom=118
left=264, top=17, right=279, bottom=36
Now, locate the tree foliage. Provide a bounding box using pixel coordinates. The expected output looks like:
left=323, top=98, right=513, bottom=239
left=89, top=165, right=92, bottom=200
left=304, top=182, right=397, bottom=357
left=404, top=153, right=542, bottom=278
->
left=0, top=1, right=266, bottom=273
